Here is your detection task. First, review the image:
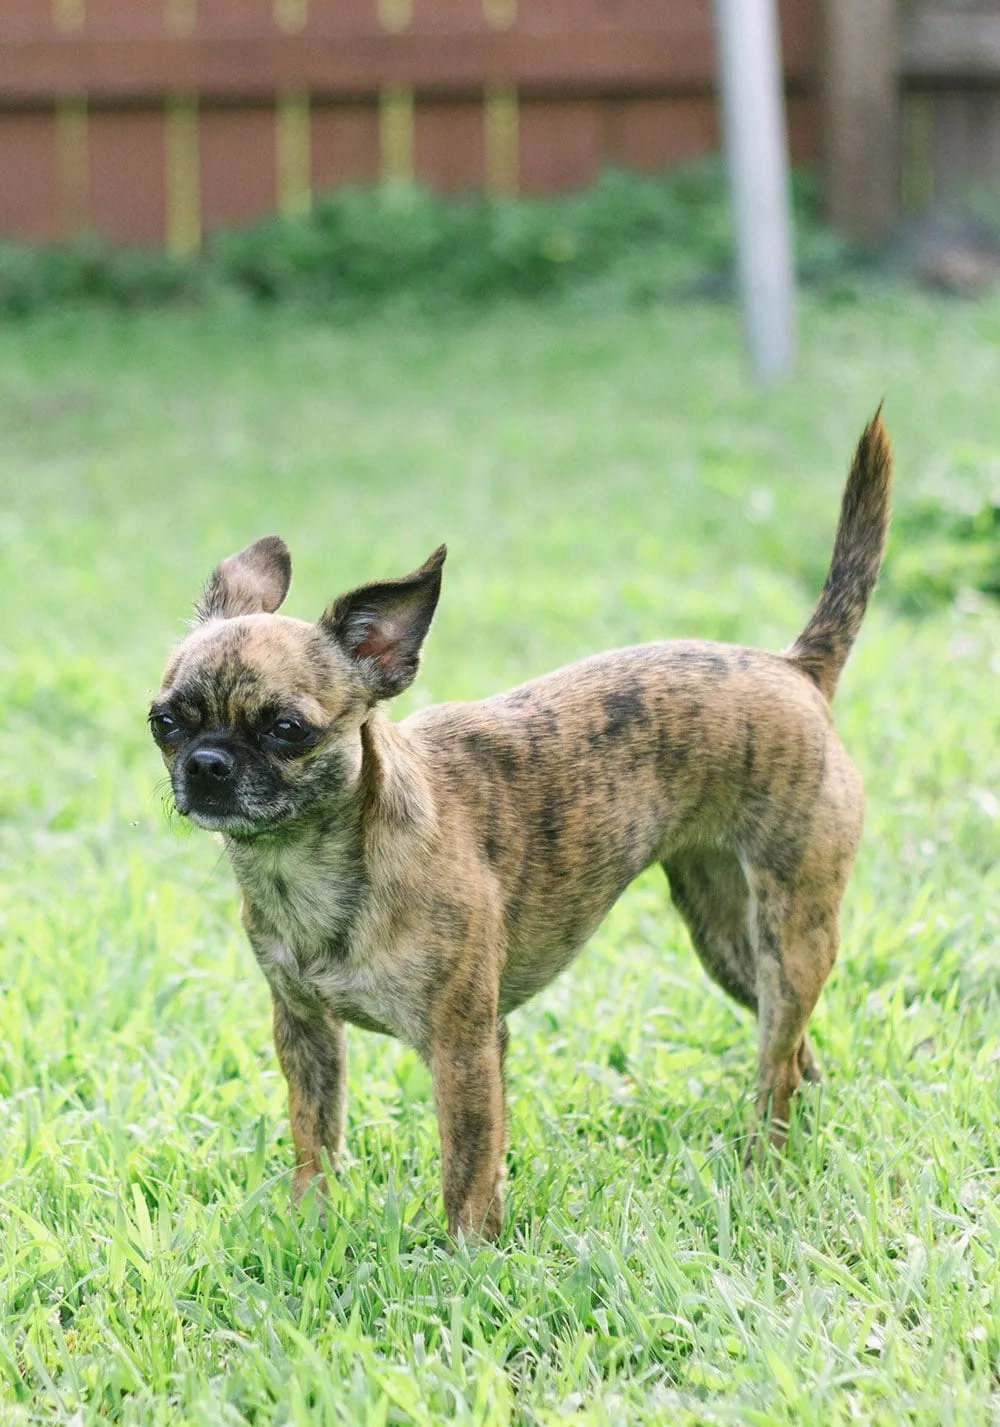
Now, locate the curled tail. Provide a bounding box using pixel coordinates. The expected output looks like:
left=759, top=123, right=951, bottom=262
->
left=788, top=408, right=893, bottom=701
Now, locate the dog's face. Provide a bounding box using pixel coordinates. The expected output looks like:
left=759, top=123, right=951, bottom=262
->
left=151, top=537, right=445, bottom=838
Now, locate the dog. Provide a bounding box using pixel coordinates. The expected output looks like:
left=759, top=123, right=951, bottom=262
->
left=150, top=410, right=892, bottom=1239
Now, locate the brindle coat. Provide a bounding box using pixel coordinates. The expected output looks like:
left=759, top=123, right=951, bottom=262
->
left=150, top=412, right=892, bottom=1239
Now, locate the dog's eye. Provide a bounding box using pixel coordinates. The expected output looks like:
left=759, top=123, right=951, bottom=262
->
left=150, top=711, right=183, bottom=741
left=266, top=717, right=312, bottom=746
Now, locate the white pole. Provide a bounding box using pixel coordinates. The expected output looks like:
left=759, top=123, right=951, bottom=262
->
left=714, top=0, right=796, bottom=383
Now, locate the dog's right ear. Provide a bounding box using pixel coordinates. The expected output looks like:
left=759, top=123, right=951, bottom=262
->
left=196, top=536, right=292, bottom=622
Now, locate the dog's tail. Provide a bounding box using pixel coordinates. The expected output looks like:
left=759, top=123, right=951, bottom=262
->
left=787, top=408, right=893, bottom=701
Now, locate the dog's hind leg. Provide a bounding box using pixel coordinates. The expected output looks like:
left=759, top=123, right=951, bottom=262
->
left=749, top=865, right=840, bottom=1154
left=663, top=846, right=759, bottom=1012
left=664, top=847, right=825, bottom=1093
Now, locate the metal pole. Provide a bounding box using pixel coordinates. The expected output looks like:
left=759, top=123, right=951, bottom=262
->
left=714, top=0, right=796, bottom=383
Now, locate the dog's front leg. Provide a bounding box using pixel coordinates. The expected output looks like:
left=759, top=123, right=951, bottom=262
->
left=271, top=994, right=347, bottom=1204
left=430, top=1018, right=508, bottom=1241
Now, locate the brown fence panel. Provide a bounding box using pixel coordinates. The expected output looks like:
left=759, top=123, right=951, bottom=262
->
left=200, top=107, right=278, bottom=230
left=605, top=96, right=718, bottom=170
left=0, top=113, right=60, bottom=241
left=83, top=0, right=168, bottom=38
left=311, top=104, right=381, bottom=190
left=88, top=109, right=168, bottom=244
left=901, top=4, right=1000, bottom=208
left=0, top=0, right=820, bottom=249
left=517, top=98, right=602, bottom=194
left=414, top=100, right=486, bottom=191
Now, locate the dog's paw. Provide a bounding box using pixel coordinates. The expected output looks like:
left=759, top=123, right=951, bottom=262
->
left=742, top=1118, right=791, bottom=1173
left=292, top=1170, right=331, bottom=1224
left=797, top=1035, right=823, bottom=1084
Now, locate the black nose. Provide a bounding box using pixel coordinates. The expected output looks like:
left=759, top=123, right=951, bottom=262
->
left=186, top=747, right=236, bottom=785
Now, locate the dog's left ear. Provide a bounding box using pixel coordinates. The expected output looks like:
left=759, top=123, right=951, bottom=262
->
left=197, top=536, right=292, bottom=622
left=322, top=545, right=446, bottom=700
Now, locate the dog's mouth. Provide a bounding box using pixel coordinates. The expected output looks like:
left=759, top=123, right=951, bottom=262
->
left=175, top=793, right=298, bottom=840
left=195, top=813, right=298, bottom=842
left=183, top=807, right=265, bottom=836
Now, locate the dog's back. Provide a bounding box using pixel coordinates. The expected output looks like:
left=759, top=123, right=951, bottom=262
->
left=405, top=638, right=851, bottom=1009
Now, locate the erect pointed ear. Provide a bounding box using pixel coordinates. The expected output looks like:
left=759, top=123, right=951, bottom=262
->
left=196, top=536, right=292, bottom=622
left=321, top=545, right=446, bottom=700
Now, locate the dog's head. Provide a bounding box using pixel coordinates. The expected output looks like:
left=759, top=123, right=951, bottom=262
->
left=150, top=536, right=445, bottom=838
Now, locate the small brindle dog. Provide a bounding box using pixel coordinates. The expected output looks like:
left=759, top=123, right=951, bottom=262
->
left=150, top=410, right=892, bottom=1239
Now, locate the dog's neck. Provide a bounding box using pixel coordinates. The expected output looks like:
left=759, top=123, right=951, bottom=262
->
left=225, top=804, right=363, bottom=959
left=225, top=708, right=434, bottom=960
left=358, top=708, right=436, bottom=838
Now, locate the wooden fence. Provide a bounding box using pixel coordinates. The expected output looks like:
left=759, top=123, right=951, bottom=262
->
left=824, top=0, right=1000, bottom=238
left=901, top=3, right=1000, bottom=210
left=0, top=0, right=820, bottom=250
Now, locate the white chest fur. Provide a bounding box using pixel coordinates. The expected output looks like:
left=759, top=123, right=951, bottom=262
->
left=257, top=939, right=405, bottom=1039
left=230, top=826, right=358, bottom=954
left=229, top=829, right=423, bottom=1047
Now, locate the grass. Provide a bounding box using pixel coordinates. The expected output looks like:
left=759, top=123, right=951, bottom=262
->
left=1, top=275, right=1000, bottom=1424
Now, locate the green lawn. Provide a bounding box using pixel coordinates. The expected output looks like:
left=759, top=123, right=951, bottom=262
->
left=2, top=283, right=1000, bottom=1425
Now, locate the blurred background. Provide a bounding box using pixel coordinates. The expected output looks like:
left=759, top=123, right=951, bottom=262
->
left=0, top=0, right=996, bottom=251
left=2, top=0, right=820, bottom=246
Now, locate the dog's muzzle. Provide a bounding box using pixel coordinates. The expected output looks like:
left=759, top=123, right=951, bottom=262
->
left=177, top=742, right=239, bottom=817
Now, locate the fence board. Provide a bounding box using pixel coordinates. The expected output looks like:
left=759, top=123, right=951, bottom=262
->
left=904, top=9, right=1000, bottom=82
left=87, top=108, right=167, bottom=244
left=197, top=0, right=280, bottom=33
left=7, top=1, right=54, bottom=38
left=311, top=103, right=381, bottom=189
left=83, top=0, right=170, bottom=37
left=0, top=113, right=59, bottom=240
left=0, top=32, right=715, bottom=103
left=200, top=106, right=277, bottom=233
left=408, top=0, right=497, bottom=32
left=786, top=92, right=817, bottom=165
left=302, top=1, right=382, bottom=35
left=822, top=0, right=897, bottom=238
left=901, top=6, right=1000, bottom=206
left=604, top=95, right=716, bottom=170
left=519, top=98, right=604, bottom=193
left=970, top=90, right=1000, bottom=182
left=414, top=100, right=485, bottom=191
left=0, top=0, right=821, bottom=248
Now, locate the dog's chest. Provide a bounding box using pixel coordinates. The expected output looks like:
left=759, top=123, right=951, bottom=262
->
left=236, top=832, right=358, bottom=953
left=259, top=941, right=404, bottom=1040
left=236, top=838, right=419, bottom=1043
